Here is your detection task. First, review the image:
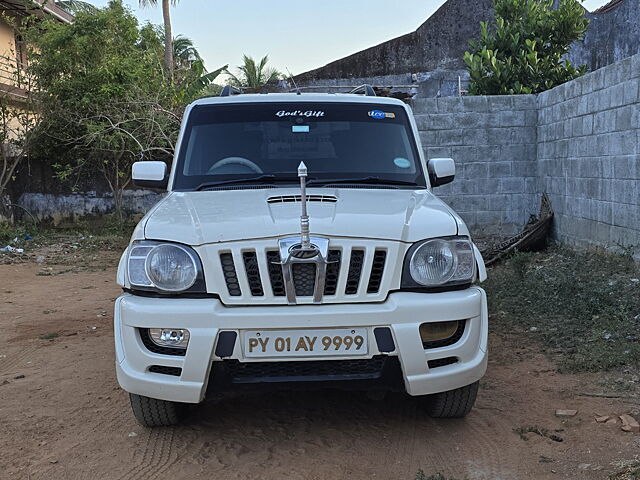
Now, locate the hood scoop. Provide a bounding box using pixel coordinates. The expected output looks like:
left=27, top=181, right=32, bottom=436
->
left=267, top=194, right=337, bottom=204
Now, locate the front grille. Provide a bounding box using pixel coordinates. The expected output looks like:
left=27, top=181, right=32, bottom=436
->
left=224, top=356, right=388, bottom=383
left=213, top=241, right=394, bottom=305
left=149, top=365, right=182, bottom=376
left=139, top=329, right=186, bottom=356
left=422, top=321, right=466, bottom=349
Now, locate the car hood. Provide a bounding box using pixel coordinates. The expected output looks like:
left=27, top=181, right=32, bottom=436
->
left=143, top=188, right=459, bottom=245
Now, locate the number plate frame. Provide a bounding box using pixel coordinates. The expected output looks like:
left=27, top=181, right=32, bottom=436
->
left=242, top=328, right=369, bottom=359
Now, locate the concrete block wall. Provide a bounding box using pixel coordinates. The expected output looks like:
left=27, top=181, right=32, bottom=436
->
left=18, top=191, right=164, bottom=224
left=412, top=95, right=539, bottom=236
left=537, top=53, right=640, bottom=254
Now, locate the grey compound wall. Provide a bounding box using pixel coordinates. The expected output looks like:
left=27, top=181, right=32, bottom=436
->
left=411, top=95, right=539, bottom=237
left=537, top=54, right=640, bottom=253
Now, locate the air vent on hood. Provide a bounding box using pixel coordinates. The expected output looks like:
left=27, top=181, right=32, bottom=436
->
left=267, top=195, right=337, bottom=204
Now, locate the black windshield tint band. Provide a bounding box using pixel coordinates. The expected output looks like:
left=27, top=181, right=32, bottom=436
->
left=172, top=102, right=426, bottom=191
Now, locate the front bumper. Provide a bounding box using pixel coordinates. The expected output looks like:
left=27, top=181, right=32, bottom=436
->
left=114, top=288, right=488, bottom=403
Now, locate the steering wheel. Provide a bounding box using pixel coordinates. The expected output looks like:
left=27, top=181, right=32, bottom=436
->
left=208, top=157, right=263, bottom=174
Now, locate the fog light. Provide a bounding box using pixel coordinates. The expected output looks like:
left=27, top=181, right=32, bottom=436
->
left=419, top=321, right=459, bottom=343
left=149, top=328, right=190, bottom=349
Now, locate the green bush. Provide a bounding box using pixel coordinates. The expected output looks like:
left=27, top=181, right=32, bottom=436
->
left=464, top=0, right=589, bottom=95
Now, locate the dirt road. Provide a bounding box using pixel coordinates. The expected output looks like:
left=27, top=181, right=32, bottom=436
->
left=1, top=255, right=638, bottom=480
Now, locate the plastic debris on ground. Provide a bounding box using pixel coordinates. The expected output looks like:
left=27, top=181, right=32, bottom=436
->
left=1, top=245, right=23, bottom=253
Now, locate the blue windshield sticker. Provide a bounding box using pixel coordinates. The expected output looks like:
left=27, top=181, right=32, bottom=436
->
left=292, top=125, right=310, bottom=133
left=368, top=110, right=396, bottom=120
left=394, top=157, right=411, bottom=168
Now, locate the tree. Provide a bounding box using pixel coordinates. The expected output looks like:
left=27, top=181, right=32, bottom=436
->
left=172, top=34, right=227, bottom=102
left=227, top=54, right=281, bottom=88
left=0, top=98, right=37, bottom=222
left=0, top=39, right=38, bottom=222
left=173, top=34, right=201, bottom=66
left=55, top=0, right=97, bottom=14
left=139, top=0, right=178, bottom=80
left=27, top=1, right=180, bottom=219
left=463, top=0, right=589, bottom=95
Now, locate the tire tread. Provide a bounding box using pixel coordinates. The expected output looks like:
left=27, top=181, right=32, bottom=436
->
left=129, top=393, right=184, bottom=427
left=424, top=381, right=479, bottom=418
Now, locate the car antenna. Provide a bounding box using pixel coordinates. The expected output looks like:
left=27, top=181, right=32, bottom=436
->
left=287, top=68, right=301, bottom=95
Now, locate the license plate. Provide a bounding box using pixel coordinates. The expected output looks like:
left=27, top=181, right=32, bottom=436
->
left=243, top=328, right=368, bottom=358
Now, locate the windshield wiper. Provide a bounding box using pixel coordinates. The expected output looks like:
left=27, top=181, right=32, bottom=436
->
left=307, top=176, right=419, bottom=187
left=196, top=175, right=299, bottom=190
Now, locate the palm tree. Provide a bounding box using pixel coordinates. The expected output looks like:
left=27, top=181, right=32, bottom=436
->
left=173, top=34, right=202, bottom=67
left=139, top=0, right=178, bottom=80
left=227, top=55, right=282, bottom=88
left=171, top=35, right=227, bottom=101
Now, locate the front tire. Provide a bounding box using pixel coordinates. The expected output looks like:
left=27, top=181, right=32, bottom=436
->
left=422, top=381, right=479, bottom=418
left=129, top=393, right=186, bottom=427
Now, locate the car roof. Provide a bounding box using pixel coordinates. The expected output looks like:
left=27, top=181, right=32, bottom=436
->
left=189, top=93, right=408, bottom=108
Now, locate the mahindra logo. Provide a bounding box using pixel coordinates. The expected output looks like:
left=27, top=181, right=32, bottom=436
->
left=288, top=243, right=320, bottom=259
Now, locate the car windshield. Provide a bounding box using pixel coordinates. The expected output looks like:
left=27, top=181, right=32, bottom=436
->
left=172, top=101, right=425, bottom=190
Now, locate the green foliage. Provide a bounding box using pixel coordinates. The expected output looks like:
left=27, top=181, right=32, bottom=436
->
left=484, top=246, right=640, bottom=372
left=55, top=0, right=98, bottom=14
left=172, top=34, right=227, bottom=102
left=26, top=1, right=180, bottom=216
left=23, top=1, right=223, bottom=220
left=464, top=0, right=589, bottom=95
left=227, top=54, right=282, bottom=88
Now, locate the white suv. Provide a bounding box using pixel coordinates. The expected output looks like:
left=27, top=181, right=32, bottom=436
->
left=114, top=88, right=488, bottom=427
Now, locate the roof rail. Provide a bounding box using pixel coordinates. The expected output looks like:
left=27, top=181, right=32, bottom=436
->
left=349, top=84, right=377, bottom=97
left=220, top=85, right=243, bottom=97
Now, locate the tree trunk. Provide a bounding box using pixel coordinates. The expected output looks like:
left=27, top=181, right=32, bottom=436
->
left=162, top=0, right=174, bottom=81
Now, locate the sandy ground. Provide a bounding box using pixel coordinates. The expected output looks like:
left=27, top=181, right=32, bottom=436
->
left=1, top=253, right=639, bottom=480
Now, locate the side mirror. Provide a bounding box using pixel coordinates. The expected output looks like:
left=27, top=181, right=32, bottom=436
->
left=132, top=161, right=168, bottom=189
left=426, top=158, right=455, bottom=187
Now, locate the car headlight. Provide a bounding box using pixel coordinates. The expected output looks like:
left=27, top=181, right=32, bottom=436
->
left=402, top=237, right=476, bottom=289
left=127, top=241, right=206, bottom=294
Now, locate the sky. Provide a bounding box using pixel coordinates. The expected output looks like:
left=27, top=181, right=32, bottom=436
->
left=90, top=0, right=614, bottom=76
